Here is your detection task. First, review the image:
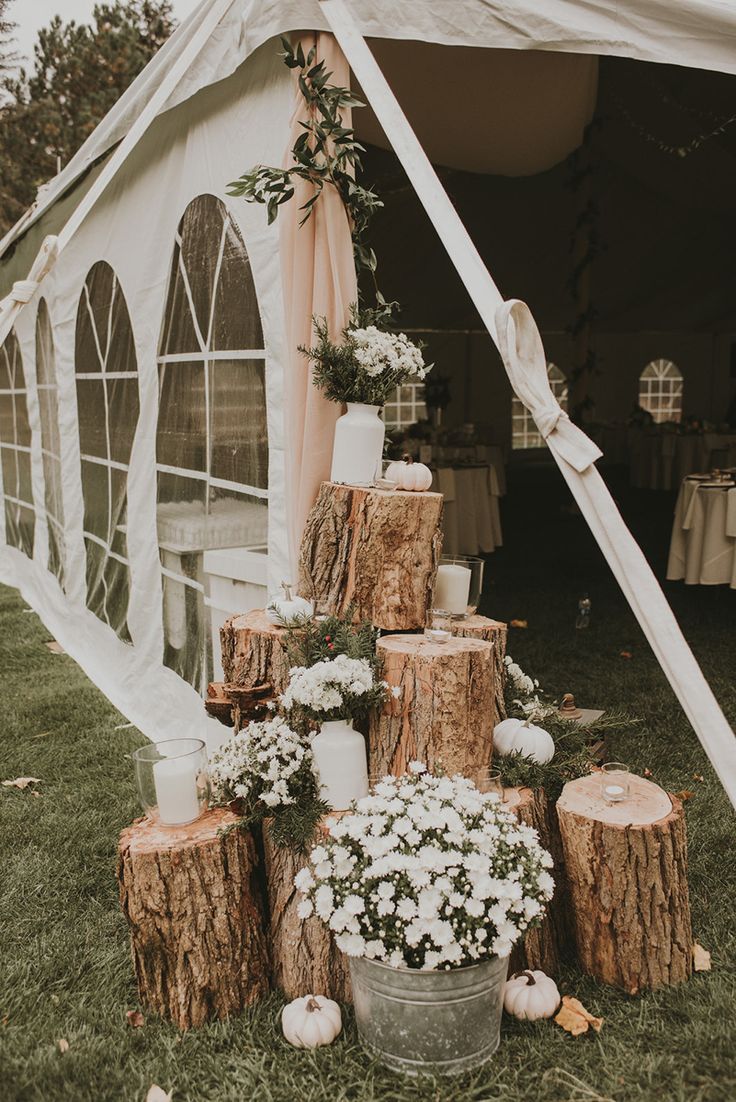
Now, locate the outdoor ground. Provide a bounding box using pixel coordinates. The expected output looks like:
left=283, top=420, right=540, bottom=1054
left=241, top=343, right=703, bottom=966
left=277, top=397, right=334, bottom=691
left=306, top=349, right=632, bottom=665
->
left=1, top=466, right=735, bottom=1102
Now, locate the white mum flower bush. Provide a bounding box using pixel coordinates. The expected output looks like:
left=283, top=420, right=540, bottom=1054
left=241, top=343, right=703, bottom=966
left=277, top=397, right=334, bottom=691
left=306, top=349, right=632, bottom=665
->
left=295, top=765, right=554, bottom=970
left=281, top=653, right=387, bottom=723
left=504, top=653, right=556, bottom=722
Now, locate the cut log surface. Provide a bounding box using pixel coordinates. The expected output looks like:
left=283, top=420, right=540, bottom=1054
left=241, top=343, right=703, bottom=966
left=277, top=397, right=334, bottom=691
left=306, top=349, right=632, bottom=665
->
left=505, top=787, right=573, bottom=976
left=556, top=773, right=693, bottom=993
left=117, top=809, right=270, bottom=1029
left=369, top=634, right=496, bottom=777
left=450, top=615, right=507, bottom=724
left=298, top=481, right=444, bottom=630
left=220, top=609, right=291, bottom=697
left=262, top=818, right=351, bottom=1003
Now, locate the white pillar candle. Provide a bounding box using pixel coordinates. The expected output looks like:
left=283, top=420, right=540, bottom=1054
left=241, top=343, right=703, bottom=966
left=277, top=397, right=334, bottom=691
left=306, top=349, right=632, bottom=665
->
left=154, top=756, right=200, bottom=824
left=311, top=719, right=369, bottom=811
left=434, top=563, right=471, bottom=615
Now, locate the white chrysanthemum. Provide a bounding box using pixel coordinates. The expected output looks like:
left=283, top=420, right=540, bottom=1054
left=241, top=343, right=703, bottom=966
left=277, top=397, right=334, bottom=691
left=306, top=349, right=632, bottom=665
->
left=208, top=716, right=310, bottom=813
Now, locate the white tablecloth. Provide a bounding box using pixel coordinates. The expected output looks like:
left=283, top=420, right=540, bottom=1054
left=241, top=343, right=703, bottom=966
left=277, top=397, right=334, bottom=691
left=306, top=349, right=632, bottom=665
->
left=666, top=478, right=736, bottom=586
left=630, top=429, right=736, bottom=491
left=435, top=464, right=503, bottom=555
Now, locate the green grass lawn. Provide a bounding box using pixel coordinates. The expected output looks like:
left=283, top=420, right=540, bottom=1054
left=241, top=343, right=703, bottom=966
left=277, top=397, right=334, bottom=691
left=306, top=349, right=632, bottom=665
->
left=1, top=468, right=735, bottom=1101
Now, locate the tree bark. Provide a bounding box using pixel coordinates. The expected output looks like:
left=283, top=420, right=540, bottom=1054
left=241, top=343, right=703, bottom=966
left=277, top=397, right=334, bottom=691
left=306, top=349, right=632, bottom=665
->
left=556, top=773, right=693, bottom=993
left=262, top=819, right=351, bottom=1002
left=117, top=809, right=270, bottom=1029
left=369, top=634, right=496, bottom=777
left=298, top=481, right=444, bottom=630
left=450, top=615, right=507, bottom=723
left=505, top=786, right=572, bottom=976
left=220, top=609, right=291, bottom=696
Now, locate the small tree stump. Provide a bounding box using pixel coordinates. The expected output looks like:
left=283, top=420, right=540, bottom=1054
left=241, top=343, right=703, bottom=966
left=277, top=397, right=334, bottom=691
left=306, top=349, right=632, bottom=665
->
left=220, top=610, right=291, bottom=696
left=556, top=773, right=693, bottom=993
left=117, top=809, right=270, bottom=1029
left=262, top=818, right=351, bottom=1002
left=369, top=634, right=496, bottom=776
left=450, top=615, right=508, bottom=723
left=204, top=682, right=235, bottom=726
left=504, top=787, right=572, bottom=976
left=298, top=481, right=444, bottom=630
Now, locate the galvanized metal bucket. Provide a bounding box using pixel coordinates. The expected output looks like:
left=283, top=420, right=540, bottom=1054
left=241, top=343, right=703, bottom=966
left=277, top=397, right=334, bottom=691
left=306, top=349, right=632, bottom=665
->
left=349, top=954, right=509, bottom=1076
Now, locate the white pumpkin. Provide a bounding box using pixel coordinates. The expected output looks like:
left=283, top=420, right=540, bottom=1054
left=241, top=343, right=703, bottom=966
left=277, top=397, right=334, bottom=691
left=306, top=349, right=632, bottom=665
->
left=385, top=456, right=433, bottom=492
left=281, top=994, right=342, bottom=1048
left=493, top=718, right=555, bottom=764
left=266, top=582, right=314, bottom=625
left=503, top=970, right=560, bottom=1020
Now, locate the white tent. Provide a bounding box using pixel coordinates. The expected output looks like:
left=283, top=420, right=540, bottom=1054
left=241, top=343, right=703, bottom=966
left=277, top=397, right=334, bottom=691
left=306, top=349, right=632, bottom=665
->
left=1, top=0, right=735, bottom=797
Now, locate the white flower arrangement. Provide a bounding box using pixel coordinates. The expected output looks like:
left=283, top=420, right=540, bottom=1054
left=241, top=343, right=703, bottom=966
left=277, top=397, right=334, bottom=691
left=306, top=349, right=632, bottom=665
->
left=209, top=716, right=313, bottom=815
left=295, top=764, right=554, bottom=970
left=351, top=326, right=427, bottom=381
left=280, top=653, right=386, bottom=722
left=504, top=654, right=556, bottom=722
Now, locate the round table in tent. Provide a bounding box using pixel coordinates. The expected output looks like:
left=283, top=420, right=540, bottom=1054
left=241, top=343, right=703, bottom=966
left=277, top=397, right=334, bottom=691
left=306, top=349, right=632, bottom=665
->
left=433, top=464, right=503, bottom=555
left=666, top=476, right=736, bottom=586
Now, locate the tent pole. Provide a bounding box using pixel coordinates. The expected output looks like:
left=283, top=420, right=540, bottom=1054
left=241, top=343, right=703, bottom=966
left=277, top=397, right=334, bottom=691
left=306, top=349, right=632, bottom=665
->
left=320, top=0, right=736, bottom=810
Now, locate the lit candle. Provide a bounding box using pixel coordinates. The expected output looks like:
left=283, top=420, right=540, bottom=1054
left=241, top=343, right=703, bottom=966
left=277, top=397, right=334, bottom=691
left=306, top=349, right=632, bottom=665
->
left=153, top=756, right=200, bottom=825
left=311, top=720, right=369, bottom=810
left=600, top=762, right=631, bottom=804
left=425, top=628, right=452, bottom=643
left=434, top=563, right=471, bottom=615
left=603, top=783, right=625, bottom=800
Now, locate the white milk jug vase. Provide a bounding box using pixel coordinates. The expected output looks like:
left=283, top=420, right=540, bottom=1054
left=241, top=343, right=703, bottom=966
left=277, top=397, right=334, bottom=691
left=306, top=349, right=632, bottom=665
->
left=331, top=403, right=385, bottom=486
left=311, top=718, right=369, bottom=810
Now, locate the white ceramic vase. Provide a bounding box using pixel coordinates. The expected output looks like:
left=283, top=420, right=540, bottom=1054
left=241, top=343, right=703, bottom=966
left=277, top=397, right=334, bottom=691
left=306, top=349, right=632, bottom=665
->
left=311, top=718, right=369, bottom=810
left=331, top=403, right=385, bottom=486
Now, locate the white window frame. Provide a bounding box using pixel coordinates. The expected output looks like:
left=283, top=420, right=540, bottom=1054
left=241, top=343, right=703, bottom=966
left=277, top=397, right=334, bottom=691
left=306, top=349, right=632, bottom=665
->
left=638, top=359, right=684, bottom=424
left=384, top=380, right=427, bottom=432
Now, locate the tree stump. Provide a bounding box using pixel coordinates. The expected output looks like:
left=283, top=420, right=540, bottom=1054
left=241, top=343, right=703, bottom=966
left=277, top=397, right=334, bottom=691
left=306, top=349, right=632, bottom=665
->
left=369, top=634, right=496, bottom=777
left=117, top=809, right=270, bottom=1029
left=262, top=818, right=351, bottom=1003
left=298, top=481, right=444, bottom=630
left=504, top=787, right=572, bottom=976
left=450, top=615, right=508, bottom=723
left=556, top=773, right=693, bottom=993
left=220, top=610, right=291, bottom=696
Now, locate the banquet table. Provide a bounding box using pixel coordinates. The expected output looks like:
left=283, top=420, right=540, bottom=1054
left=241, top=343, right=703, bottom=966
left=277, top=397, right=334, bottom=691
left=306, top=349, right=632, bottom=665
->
left=629, top=428, right=736, bottom=491
left=666, top=476, right=736, bottom=587
left=433, top=463, right=503, bottom=556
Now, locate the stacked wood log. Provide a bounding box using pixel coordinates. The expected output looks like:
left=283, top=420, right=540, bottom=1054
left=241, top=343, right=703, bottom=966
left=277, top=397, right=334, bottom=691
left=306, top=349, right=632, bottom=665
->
left=298, top=481, right=444, bottom=630
left=262, top=818, right=351, bottom=1002
left=449, top=614, right=508, bottom=724
left=369, top=634, right=496, bottom=777
left=556, top=773, right=693, bottom=993
left=117, top=809, right=270, bottom=1029
left=220, top=609, right=291, bottom=696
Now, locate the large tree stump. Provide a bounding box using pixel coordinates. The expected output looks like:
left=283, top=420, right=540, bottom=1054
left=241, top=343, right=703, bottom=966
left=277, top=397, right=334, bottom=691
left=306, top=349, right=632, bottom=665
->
left=505, top=787, right=572, bottom=976
left=220, top=609, right=291, bottom=696
left=117, top=809, right=270, bottom=1029
left=262, top=818, right=351, bottom=1003
left=298, top=481, right=444, bottom=630
left=450, top=615, right=508, bottom=723
left=369, top=634, right=496, bottom=776
left=556, top=773, right=693, bottom=993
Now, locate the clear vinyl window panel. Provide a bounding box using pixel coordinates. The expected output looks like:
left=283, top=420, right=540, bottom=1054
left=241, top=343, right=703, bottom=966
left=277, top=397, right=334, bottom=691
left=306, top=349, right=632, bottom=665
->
left=74, top=261, right=140, bottom=638
left=638, top=359, right=683, bottom=424
left=0, top=329, right=35, bottom=556
left=384, top=382, right=428, bottom=432
left=156, top=194, right=268, bottom=691
left=36, top=300, right=65, bottom=585
left=512, top=362, right=568, bottom=450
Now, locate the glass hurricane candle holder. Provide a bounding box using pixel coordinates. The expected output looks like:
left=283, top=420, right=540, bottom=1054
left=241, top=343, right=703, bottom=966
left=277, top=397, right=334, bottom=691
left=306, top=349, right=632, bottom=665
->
left=475, top=766, right=504, bottom=798
left=424, top=608, right=453, bottom=643
left=600, top=762, right=630, bottom=804
left=434, top=555, right=484, bottom=618
left=132, top=738, right=209, bottom=826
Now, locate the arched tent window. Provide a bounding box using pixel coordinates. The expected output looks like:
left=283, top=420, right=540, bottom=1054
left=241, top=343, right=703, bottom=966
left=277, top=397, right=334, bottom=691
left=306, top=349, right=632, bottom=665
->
left=512, top=363, right=568, bottom=450
left=0, top=329, right=35, bottom=555
left=75, top=262, right=140, bottom=637
left=638, top=359, right=683, bottom=423
left=156, top=194, right=268, bottom=690
left=36, top=300, right=64, bottom=584
left=384, top=381, right=427, bottom=432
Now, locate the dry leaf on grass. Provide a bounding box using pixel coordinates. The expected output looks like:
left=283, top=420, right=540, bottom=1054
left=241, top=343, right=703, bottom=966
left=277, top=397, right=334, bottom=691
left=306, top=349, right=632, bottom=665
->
left=619, top=650, right=632, bottom=659
left=57, top=1038, right=69, bottom=1053
left=692, top=773, right=704, bottom=783
left=643, top=767, right=653, bottom=777
left=693, top=942, right=712, bottom=972
left=45, top=640, right=65, bottom=654
left=146, top=1087, right=173, bottom=1102
left=2, top=777, right=41, bottom=790
left=674, top=790, right=695, bottom=802
left=509, top=619, right=528, bottom=629
left=554, top=996, right=603, bottom=1036
left=126, top=1009, right=144, bottom=1028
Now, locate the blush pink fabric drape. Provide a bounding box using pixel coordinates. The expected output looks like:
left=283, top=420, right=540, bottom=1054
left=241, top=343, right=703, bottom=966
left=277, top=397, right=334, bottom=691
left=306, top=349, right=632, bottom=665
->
left=279, top=33, right=358, bottom=574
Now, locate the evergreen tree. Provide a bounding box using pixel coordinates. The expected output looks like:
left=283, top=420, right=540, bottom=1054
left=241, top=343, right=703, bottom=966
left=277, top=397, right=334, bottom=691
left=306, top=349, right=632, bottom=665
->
left=0, top=1, right=174, bottom=235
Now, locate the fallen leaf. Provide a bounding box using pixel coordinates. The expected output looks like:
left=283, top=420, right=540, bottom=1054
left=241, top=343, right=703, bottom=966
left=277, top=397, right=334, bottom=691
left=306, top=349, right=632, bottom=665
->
left=643, top=767, right=653, bottom=777
left=45, top=640, right=65, bottom=654
left=692, top=773, right=704, bottom=783
left=126, top=1009, right=144, bottom=1028
left=2, top=777, right=41, bottom=790
left=146, top=1087, right=173, bottom=1102
left=619, top=650, right=632, bottom=659
left=693, top=942, right=712, bottom=972
left=554, top=996, right=603, bottom=1036
left=57, top=1038, right=69, bottom=1053
left=30, top=791, right=41, bottom=798
left=674, top=790, right=695, bottom=802
left=1, top=1015, right=8, bottom=1026
left=509, top=619, right=528, bottom=629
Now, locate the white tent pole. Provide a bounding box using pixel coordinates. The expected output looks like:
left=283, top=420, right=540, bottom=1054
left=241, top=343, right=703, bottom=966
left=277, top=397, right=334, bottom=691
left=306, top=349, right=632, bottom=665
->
left=320, top=0, right=736, bottom=809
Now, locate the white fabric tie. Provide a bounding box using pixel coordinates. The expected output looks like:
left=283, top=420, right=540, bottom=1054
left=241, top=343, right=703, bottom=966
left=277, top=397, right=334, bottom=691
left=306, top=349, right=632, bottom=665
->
left=10, top=279, right=39, bottom=304
left=0, top=235, right=59, bottom=345
left=495, top=298, right=602, bottom=473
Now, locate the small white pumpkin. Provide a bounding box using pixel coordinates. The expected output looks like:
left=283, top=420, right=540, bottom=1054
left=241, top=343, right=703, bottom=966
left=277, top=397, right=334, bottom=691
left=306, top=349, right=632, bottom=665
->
left=493, top=718, right=555, bottom=764
left=385, top=455, right=433, bottom=492
left=503, top=969, right=560, bottom=1020
left=266, top=582, right=314, bottom=625
left=281, top=994, right=342, bottom=1048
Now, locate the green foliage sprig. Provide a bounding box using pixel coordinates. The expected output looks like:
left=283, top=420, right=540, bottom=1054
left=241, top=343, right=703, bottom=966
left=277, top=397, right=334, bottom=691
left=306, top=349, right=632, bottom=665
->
left=280, top=605, right=380, bottom=671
